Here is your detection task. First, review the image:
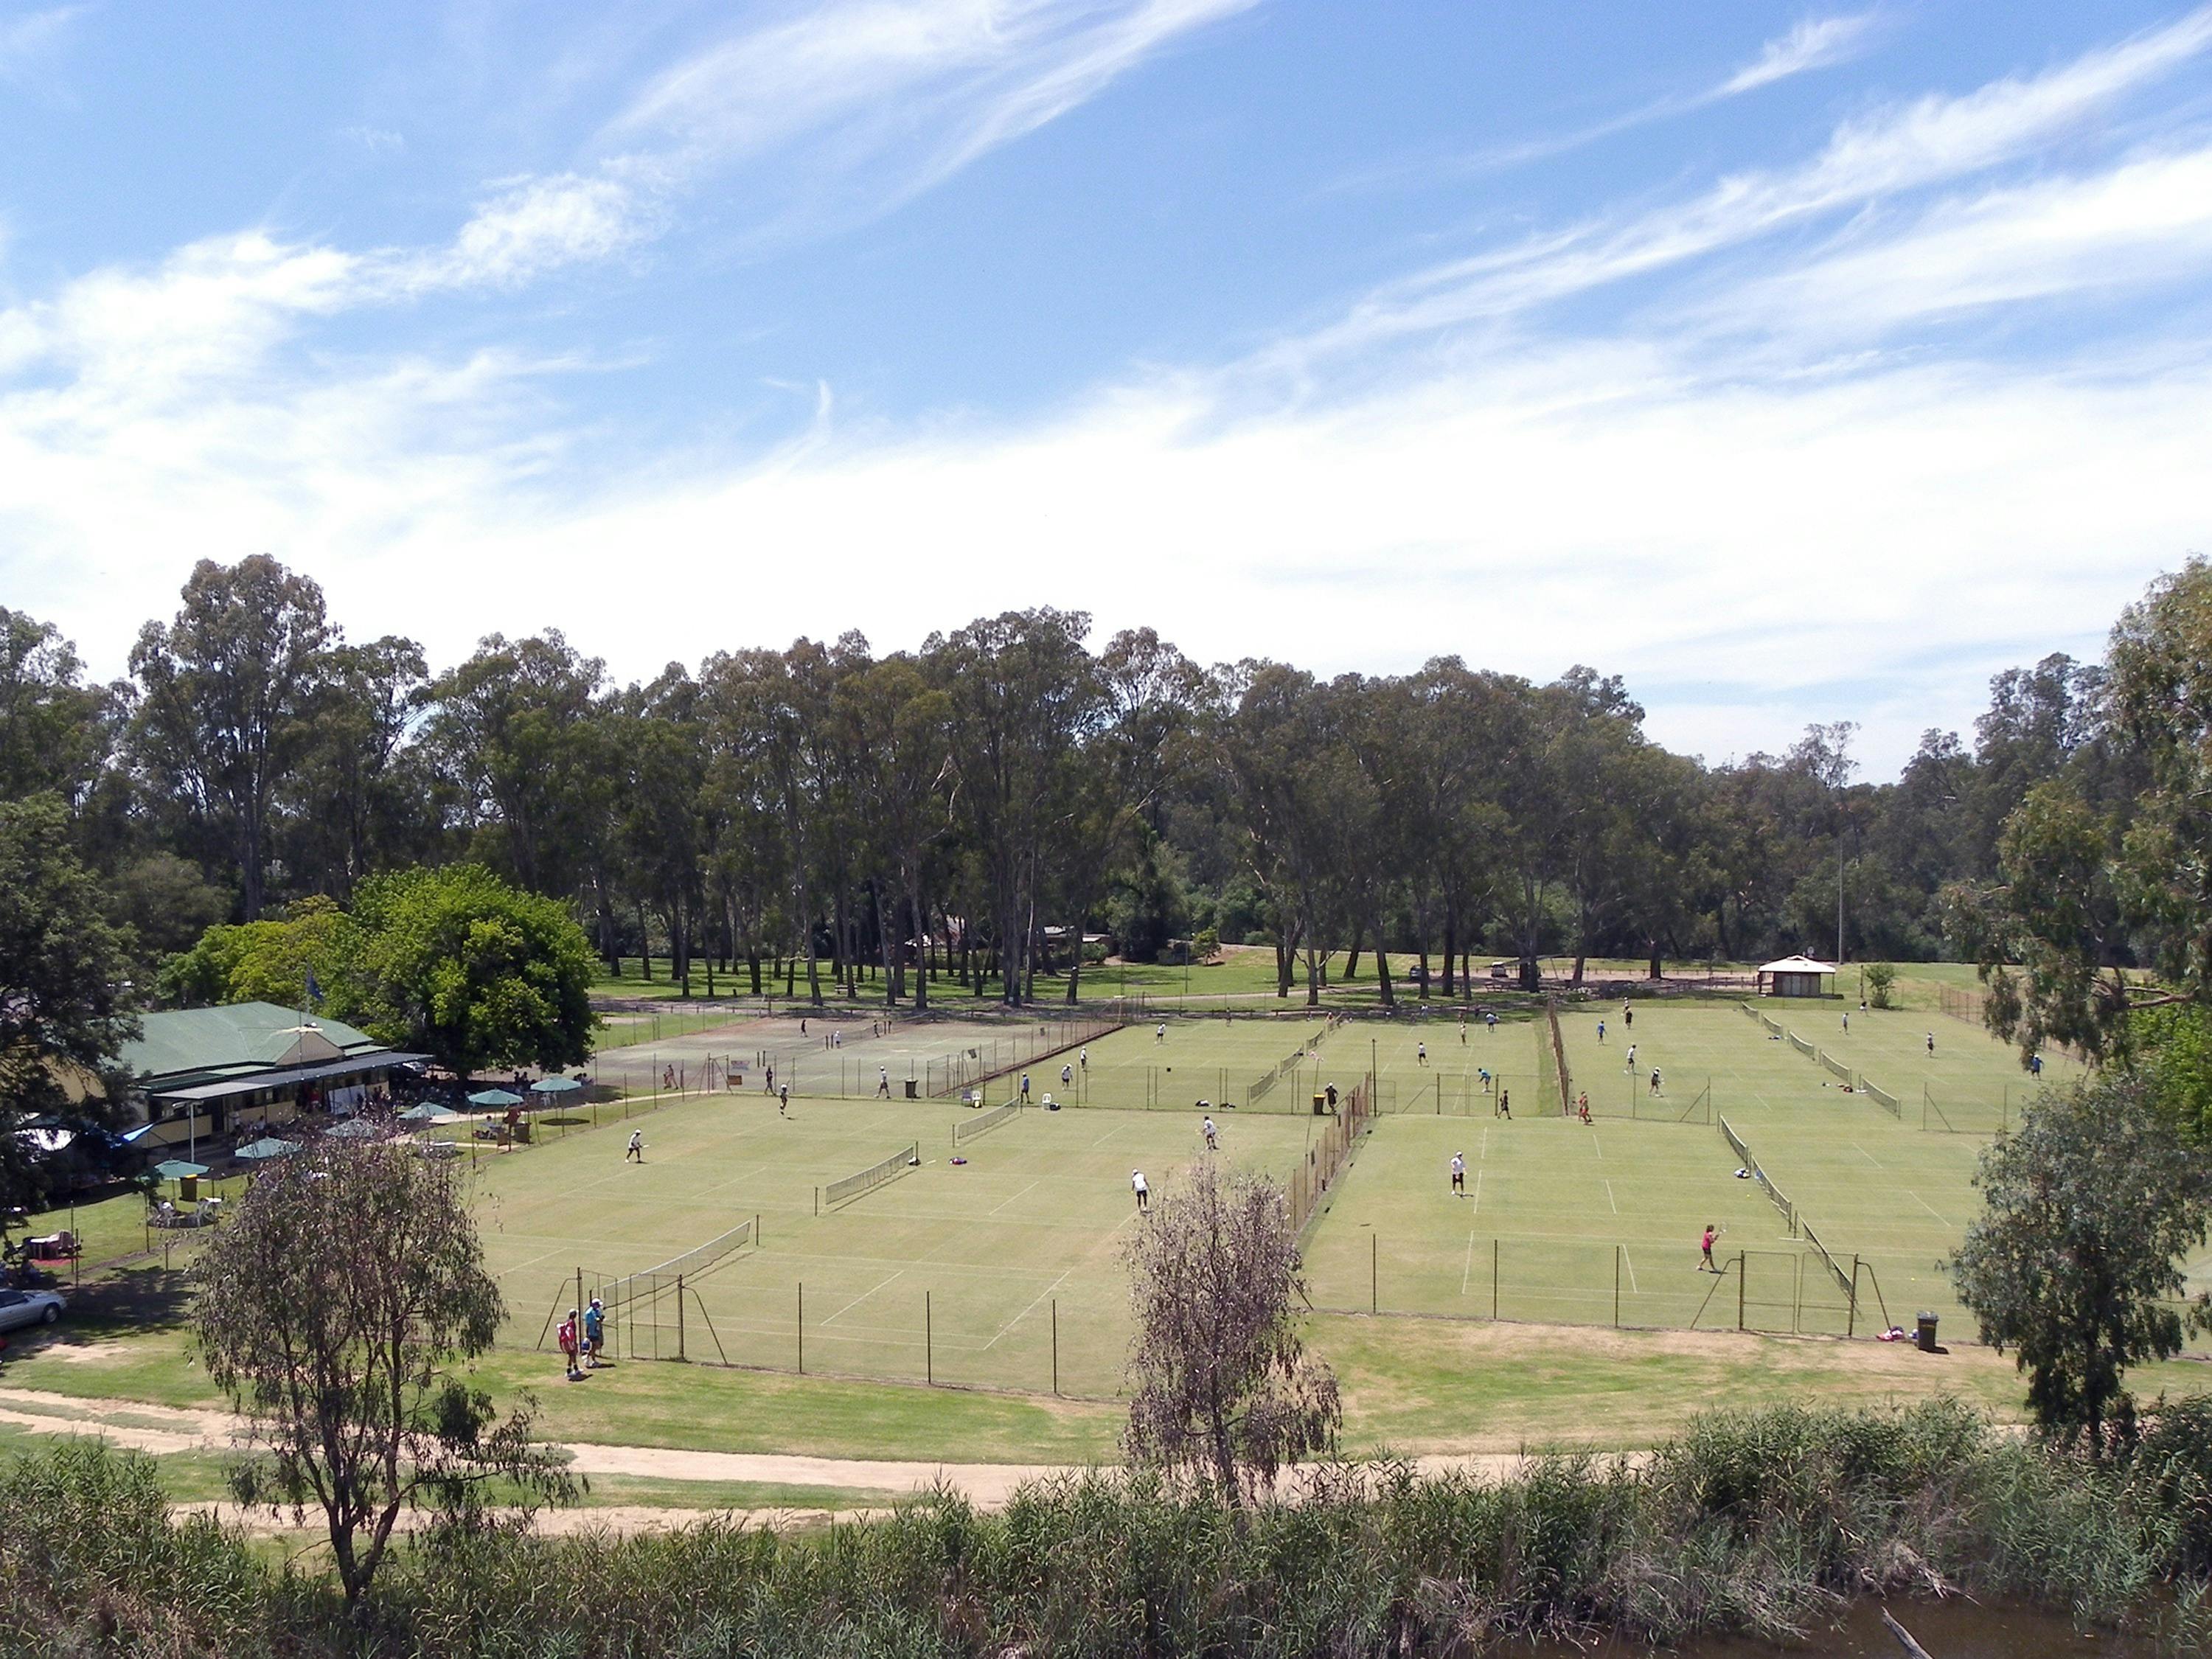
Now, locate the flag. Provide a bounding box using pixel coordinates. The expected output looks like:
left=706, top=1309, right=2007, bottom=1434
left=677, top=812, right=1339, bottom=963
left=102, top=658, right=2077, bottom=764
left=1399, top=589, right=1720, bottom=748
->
left=304, top=968, right=323, bottom=1007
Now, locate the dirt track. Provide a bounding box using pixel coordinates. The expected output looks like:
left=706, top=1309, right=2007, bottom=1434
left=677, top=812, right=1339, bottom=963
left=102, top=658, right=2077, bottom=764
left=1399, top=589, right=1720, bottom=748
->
left=0, top=1384, right=1542, bottom=1531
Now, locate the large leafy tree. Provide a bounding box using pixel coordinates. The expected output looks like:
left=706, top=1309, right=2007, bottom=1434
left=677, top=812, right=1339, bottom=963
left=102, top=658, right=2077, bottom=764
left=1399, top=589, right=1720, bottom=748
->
left=157, top=897, right=357, bottom=1011
left=129, top=557, right=333, bottom=919
left=1948, top=1075, right=2212, bottom=1446
left=194, top=1137, right=573, bottom=1608
left=0, top=796, right=139, bottom=1215
left=1951, top=561, right=2212, bottom=1061
left=0, top=609, right=111, bottom=810
left=345, top=865, right=595, bottom=1079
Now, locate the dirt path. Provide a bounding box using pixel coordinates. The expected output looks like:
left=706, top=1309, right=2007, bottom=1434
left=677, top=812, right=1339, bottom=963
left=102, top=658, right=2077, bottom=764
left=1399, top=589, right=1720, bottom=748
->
left=0, top=1385, right=1544, bottom=1511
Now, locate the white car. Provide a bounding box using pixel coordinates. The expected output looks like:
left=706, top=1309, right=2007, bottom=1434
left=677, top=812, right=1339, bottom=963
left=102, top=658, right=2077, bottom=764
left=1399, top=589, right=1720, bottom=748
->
left=0, top=1287, right=66, bottom=1332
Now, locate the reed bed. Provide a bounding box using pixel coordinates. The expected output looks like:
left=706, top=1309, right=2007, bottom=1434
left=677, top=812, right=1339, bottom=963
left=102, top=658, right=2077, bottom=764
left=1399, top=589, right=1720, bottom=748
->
left=4, top=1399, right=2210, bottom=1656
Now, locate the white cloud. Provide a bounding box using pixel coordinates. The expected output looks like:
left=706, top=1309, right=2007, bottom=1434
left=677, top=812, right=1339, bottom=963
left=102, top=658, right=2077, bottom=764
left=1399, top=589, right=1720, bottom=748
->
left=605, top=0, right=1257, bottom=215
left=1719, top=147, right=2212, bottom=340
left=1717, top=13, right=1880, bottom=97
left=7, top=7, right=2212, bottom=777
left=0, top=4, right=80, bottom=81
left=403, top=173, right=650, bottom=290
left=1299, top=3, right=2212, bottom=357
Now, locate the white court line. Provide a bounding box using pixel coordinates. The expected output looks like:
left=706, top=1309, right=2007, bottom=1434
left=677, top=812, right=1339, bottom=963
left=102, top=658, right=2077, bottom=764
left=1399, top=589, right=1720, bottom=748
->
left=982, top=1265, right=1078, bottom=1349
left=1910, top=1192, right=1950, bottom=1225
left=818, top=1269, right=905, bottom=1326
left=1589, top=1130, right=1601, bottom=1160
left=1604, top=1180, right=1618, bottom=1214
left=1851, top=1142, right=1883, bottom=1169
left=1471, top=1170, right=1484, bottom=1215
left=988, top=1179, right=1042, bottom=1216
left=1621, top=1245, right=1640, bottom=1294
left=493, top=1245, right=574, bottom=1281
left=1460, top=1231, right=1477, bottom=1295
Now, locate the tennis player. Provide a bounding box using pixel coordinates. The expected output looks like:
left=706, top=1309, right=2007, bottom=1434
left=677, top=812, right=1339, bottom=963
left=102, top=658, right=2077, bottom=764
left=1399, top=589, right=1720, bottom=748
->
left=1132, top=1169, right=1150, bottom=1211
left=1450, top=1152, right=1465, bottom=1195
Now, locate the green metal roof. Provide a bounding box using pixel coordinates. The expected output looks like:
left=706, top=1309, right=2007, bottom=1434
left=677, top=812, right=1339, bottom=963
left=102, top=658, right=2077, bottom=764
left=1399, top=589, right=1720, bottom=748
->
left=123, top=1003, right=386, bottom=1090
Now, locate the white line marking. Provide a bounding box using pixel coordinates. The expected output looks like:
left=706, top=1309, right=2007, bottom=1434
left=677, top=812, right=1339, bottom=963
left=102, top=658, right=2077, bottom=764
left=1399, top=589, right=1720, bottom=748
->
left=1461, top=1231, right=1477, bottom=1295
left=1604, top=1179, right=1618, bottom=1214
left=1621, top=1245, right=1640, bottom=1294
left=818, top=1269, right=904, bottom=1326
left=984, top=1265, right=1078, bottom=1349
left=1589, top=1130, right=1601, bottom=1160
left=988, top=1179, right=1041, bottom=1216
left=1850, top=1141, right=1883, bottom=1169
left=1910, top=1192, right=1949, bottom=1225
left=1471, top=1169, right=1484, bottom=1215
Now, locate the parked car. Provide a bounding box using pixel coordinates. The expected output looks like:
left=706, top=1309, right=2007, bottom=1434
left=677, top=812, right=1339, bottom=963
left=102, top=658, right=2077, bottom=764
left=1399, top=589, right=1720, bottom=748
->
left=0, top=1287, right=66, bottom=1332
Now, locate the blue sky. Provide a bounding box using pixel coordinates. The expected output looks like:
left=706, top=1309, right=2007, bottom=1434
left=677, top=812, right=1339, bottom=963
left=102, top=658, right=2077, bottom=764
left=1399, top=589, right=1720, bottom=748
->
left=4, top=1, right=2210, bottom=774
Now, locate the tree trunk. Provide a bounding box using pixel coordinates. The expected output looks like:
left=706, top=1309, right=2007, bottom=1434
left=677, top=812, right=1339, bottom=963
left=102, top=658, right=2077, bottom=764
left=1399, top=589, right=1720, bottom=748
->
left=1648, top=940, right=1663, bottom=980
left=1374, top=939, right=1395, bottom=1009
left=639, top=902, right=653, bottom=979
left=910, top=886, right=931, bottom=1012
left=1441, top=911, right=1457, bottom=997
left=1343, top=923, right=1362, bottom=983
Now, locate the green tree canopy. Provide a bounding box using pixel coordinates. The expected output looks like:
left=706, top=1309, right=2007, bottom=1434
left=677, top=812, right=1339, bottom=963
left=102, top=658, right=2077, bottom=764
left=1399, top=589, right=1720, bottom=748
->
left=1947, top=1074, right=2212, bottom=1445
left=0, top=796, right=139, bottom=1214
left=347, top=864, right=595, bottom=1079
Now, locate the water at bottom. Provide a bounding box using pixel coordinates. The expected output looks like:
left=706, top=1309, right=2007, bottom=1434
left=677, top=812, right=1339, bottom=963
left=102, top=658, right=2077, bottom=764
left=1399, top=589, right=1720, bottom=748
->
left=1526, top=1597, right=2162, bottom=1658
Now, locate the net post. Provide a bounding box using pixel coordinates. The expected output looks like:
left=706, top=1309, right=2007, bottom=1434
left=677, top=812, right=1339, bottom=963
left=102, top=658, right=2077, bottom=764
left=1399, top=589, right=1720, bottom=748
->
left=677, top=1273, right=686, bottom=1363
left=1051, top=1299, right=1059, bottom=1395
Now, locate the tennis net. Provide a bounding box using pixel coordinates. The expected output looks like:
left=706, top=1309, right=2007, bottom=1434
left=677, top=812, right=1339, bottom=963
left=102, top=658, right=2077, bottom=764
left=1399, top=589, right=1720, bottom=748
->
left=1819, top=1051, right=1853, bottom=1085
left=1717, top=1113, right=1797, bottom=1237
left=1801, top=1220, right=1855, bottom=1303
left=820, top=1142, right=919, bottom=1210
left=1787, top=1032, right=1817, bottom=1059
left=1863, top=1079, right=1901, bottom=1118
left=1758, top=1012, right=1783, bottom=1036
left=953, top=1102, right=1019, bottom=1144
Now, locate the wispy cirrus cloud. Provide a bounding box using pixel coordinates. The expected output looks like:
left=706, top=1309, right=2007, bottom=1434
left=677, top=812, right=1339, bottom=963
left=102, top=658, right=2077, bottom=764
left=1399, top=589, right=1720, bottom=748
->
left=604, top=0, right=1258, bottom=220
left=1717, top=13, right=1882, bottom=97
left=1341, top=10, right=1884, bottom=186
left=1296, top=4, right=2212, bottom=361
left=0, top=4, right=80, bottom=81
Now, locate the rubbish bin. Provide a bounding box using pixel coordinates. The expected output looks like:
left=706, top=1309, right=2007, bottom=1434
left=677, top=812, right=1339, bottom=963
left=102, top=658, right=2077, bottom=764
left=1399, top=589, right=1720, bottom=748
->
left=1312, top=1093, right=1329, bottom=1116
left=904, top=1079, right=918, bottom=1099
left=179, top=1175, right=199, bottom=1203
left=1916, top=1311, right=1939, bottom=1352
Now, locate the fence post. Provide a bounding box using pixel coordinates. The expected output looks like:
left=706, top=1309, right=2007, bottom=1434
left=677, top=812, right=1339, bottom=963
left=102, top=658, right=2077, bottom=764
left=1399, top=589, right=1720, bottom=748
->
left=797, top=1282, right=804, bottom=1373
left=1848, top=1256, right=1861, bottom=1339
left=1614, top=1245, right=1621, bottom=1327
left=1492, top=1238, right=1499, bottom=1321
left=677, top=1273, right=686, bottom=1362
left=1371, top=1233, right=1377, bottom=1313
left=1052, top=1299, right=1059, bottom=1396
left=925, top=1290, right=933, bottom=1385
left=1737, top=1253, right=1746, bottom=1331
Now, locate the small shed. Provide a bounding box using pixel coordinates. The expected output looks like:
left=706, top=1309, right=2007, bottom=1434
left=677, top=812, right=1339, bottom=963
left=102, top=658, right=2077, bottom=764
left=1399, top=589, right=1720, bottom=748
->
left=1758, top=955, right=1837, bottom=998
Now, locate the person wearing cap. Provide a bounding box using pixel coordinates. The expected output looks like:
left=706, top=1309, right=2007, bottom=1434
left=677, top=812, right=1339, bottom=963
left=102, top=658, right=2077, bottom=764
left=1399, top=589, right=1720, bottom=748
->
left=582, top=1298, right=605, bottom=1368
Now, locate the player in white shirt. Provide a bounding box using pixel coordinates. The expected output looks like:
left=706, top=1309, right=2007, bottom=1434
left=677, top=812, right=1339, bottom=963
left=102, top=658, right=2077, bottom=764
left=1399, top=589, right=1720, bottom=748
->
left=1131, top=1169, right=1150, bottom=1211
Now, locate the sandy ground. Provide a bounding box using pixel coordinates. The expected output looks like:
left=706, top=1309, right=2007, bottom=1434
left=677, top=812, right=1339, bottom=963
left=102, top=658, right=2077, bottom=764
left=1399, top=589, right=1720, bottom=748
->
left=0, top=1383, right=1541, bottom=1532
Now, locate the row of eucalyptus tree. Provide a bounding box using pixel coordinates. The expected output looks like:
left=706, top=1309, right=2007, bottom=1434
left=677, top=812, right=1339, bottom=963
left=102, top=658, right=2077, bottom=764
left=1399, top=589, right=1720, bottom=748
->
left=4, top=554, right=2112, bottom=1007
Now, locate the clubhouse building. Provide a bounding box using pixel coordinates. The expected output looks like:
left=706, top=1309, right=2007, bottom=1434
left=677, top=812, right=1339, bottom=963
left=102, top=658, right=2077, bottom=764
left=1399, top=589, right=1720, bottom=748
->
left=118, top=1003, right=426, bottom=1149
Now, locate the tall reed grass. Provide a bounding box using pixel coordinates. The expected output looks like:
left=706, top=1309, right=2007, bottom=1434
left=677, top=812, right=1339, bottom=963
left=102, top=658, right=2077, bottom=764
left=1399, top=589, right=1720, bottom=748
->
left=3, top=1399, right=2208, bottom=1656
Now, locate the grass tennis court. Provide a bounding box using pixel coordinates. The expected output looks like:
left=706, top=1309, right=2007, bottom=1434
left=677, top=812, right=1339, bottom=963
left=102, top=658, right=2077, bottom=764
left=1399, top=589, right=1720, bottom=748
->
left=473, top=1087, right=1324, bottom=1398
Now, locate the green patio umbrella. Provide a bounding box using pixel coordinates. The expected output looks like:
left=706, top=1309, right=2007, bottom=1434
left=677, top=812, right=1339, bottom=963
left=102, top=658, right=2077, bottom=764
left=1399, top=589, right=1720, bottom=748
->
left=529, top=1076, right=582, bottom=1096
left=467, top=1088, right=525, bottom=1108
left=234, top=1136, right=298, bottom=1161
left=398, top=1102, right=460, bottom=1124
left=153, top=1158, right=209, bottom=1181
